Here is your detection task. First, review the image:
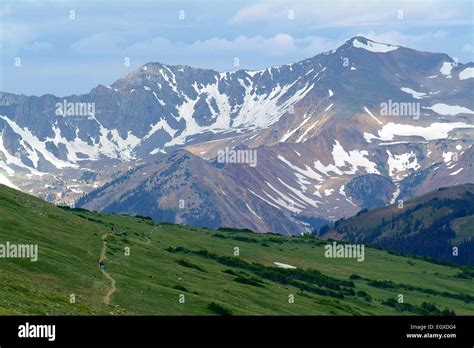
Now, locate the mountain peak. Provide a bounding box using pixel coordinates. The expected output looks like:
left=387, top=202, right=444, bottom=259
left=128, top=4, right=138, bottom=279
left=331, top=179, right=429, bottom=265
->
left=346, top=36, right=375, bottom=43
left=341, top=36, right=400, bottom=53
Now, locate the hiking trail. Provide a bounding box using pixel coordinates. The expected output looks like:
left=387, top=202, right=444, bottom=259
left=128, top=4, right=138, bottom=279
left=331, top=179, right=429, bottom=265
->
left=99, top=233, right=116, bottom=305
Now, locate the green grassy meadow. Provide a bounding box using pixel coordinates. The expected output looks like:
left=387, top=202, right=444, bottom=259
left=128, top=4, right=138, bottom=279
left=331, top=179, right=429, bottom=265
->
left=0, top=184, right=473, bottom=315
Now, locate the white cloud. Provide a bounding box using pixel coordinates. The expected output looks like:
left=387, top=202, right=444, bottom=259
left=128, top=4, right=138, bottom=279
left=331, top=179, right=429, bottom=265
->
left=462, top=43, right=474, bottom=53
left=186, top=34, right=296, bottom=56
left=0, top=21, right=35, bottom=52
left=74, top=33, right=299, bottom=58
left=29, top=41, right=53, bottom=51
left=76, top=32, right=340, bottom=65
left=232, top=0, right=470, bottom=27
left=71, top=32, right=129, bottom=53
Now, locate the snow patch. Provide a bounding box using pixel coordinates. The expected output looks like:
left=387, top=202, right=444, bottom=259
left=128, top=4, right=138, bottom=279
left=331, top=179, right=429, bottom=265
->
left=400, top=87, right=426, bottom=99
left=248, top=189, right=282, bottom=211
left=1, top=116, right=75, bottom=169
left=449, top=168, right=463, bottom=176
left=280, top=114, right=310, bottom=142
left=278, top=155, right=324, bottom=181
left=442, top=151, right=455, bottom=163
left=245, top=203, right=262, bottom=220
left=273, top=262, right=296, bottom=269
left=352, top=38, right=398, bottom=53
left=264, top=181, right=305, bottom=213
left=364, top=122, right=474, bottom=143
left=152, top=92, right=166, bottom=106
left=459, top=67, right=474, bottom=80
left=390, top=186, right=401, bottom=204
left=440, top=62, right=454, bottom=77
left=331, top=140, right=379, bottom=175
left=386, top=150, right=420, bottom=180
left=324, top=103, right=334, bottom=112
left=364, top=106, right=382, bottom=125
left=424, top=103, right=474, bottom=116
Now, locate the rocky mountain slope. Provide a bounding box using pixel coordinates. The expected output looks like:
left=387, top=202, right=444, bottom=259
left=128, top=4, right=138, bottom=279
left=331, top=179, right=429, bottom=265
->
left=1, top=37, right=473, bottom=234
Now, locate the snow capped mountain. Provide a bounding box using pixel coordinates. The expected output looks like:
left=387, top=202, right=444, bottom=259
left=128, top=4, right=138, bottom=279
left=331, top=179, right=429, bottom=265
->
left=0, top=56, right=317, bottom=171
left=1, top=37, right=473, bottom=234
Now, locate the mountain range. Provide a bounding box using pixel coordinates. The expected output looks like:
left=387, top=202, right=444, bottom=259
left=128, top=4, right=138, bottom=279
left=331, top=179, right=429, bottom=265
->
left=1, top=36, right=473, bottom=235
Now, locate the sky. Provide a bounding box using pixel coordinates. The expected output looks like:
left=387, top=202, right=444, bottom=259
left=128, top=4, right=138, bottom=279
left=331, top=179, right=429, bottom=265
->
left=0, top=0, right=473, bottom=96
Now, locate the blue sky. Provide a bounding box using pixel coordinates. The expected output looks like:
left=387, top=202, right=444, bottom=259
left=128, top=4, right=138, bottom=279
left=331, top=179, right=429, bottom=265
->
left=1, top=0, right=473, bottom=96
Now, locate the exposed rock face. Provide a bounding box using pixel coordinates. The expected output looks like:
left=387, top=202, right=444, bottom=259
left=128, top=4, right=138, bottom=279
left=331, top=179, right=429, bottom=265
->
left=1, top=37, right=473, bottom=234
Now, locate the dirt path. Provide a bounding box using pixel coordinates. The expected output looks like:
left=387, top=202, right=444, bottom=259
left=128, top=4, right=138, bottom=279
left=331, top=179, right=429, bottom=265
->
left=99, top=233, right=116, bottom=305
left=146, top=227, right=155, bottom=245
